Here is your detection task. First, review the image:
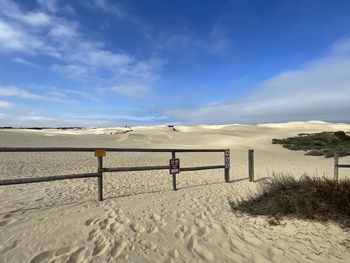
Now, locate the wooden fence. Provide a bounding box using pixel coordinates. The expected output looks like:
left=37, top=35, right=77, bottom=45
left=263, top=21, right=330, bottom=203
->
left=334, top=152, right=350, bottom=181
left=0, top=147, right=230, bottom=201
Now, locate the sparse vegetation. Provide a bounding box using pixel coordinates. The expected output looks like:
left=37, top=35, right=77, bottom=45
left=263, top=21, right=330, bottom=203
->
left=167, top=125, right=178, bottom=131
left=230, top=175, right=350, bottom=227
left=272, top=131, right=350, bottom=157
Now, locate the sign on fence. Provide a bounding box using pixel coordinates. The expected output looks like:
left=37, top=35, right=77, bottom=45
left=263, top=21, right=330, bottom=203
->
left=94, top=149, right=106, bottom=157
left=225, top=150, right=230, bottom=169
left=170, top=158, right=180, bottom=174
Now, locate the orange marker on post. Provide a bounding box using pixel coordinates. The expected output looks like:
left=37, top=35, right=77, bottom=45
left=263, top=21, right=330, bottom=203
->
left=94, top=149, right=106, bottom=157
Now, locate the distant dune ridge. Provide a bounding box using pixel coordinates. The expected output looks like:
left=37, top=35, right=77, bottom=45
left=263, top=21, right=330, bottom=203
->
left=1, top=121, right=350, bottom=262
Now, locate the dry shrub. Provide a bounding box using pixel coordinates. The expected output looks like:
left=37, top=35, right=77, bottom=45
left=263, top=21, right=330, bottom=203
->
left=230, top=174, right=350, bottom=227
left=272, top=131, right=350, bottom=157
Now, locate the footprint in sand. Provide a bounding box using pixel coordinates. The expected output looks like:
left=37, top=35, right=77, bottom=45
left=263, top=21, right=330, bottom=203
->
left=0, top=240, right=17, bottom=255
left=69, top=247, right=91, bottom=262
left=118, top=215, right=131, bottom=224
left=174, top=225, right=193, bottom=241
left=111, top=240, right=129, bottom=258
left=0, top=210, right=27, bottom=227
left=85, top=218, right=96, bottom=226
left=92, top=237, right=109, bottom=257
left=110, top=222, right=125, bottom=233
left=150, top=213, right=161, bottom=222
left=30, top=250, right=56, bottom=263
left=0, top=218, right=17, bottom=226
left=187, top=235, right=214, bottom=261
left=139, top=239, right=157, bottom=251
left=198, top=226, right=211, bottom=237
left=30, top=247, right=90, bottom=263
left=130, top=222, right=145, bottom=233
left=168, top=248, right=180, bottom=259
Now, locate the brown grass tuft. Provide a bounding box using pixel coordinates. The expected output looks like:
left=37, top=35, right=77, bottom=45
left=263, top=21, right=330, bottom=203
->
left=230, top=174, right=350, bottom=227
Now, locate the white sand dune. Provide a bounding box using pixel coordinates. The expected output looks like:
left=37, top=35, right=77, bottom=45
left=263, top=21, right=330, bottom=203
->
left=1, top=121, right=350, bottom=262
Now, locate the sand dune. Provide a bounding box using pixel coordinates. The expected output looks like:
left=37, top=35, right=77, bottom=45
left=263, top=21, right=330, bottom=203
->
left=1, top=121, right=350, bottom=262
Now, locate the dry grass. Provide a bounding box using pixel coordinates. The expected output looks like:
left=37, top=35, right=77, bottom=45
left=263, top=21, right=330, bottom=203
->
left=230, top=174, right=350, bottom=227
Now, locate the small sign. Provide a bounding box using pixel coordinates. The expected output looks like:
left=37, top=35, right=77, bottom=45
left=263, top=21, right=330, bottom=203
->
left=225, top=150, right=230, bottom=169
left=170, top=158, right=180, bottom=174
left=94, top=149, right=106, bottom=157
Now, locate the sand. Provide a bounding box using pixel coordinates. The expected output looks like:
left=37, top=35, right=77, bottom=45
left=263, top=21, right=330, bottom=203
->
left=0, top=121, right=350, bottom=262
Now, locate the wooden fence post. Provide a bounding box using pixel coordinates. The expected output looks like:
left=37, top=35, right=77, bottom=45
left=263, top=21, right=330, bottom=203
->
left=248, top=149, right=254, bottom=182
left=97, top=156, right=103, bottom=201
left=334, top=152, right=339, bottom=182
left=224, top=149, right=230, bottom=183
left=172, top=151, right=177, bottom=191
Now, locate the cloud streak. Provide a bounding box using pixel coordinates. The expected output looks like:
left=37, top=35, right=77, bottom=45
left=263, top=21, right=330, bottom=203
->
left=165, top=38, right=350, bottom=124
left=0, top=0, right=162, bottom=100
left=0, top=100, right=14, bottom=109
left=0, top=86, right=98, bottom=103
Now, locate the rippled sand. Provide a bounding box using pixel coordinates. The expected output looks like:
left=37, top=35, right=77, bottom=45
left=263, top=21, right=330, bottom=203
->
left=1, top=121, right=350, bottom=262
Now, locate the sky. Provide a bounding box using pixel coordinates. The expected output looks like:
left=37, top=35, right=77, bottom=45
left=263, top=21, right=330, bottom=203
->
left=0, top=0, right=350, bottom=127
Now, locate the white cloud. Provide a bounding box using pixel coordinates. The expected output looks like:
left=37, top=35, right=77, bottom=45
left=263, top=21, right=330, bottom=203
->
left=0, top=85, right=101, bottom=104
left=48, top=22, right=78, bottom=39
left=0, top=112, right=116, bottom=127
left=90, top=0, right=129, bottom=20
left=0, top=1, right=132, bottom=66
left=157, top=23, right=232, bottom=60
left=0, top=0, right=162, bottom=101
left=70, top=44, right=133, bottom=68
left=0, top=86, right=47, bottom=99
left=15, top=12, right=51, bottom=27
left=118, top=57, right=162, bottom=81
left=11, top=56, right=37, bottom=66
left=166, top=39, right=350, bottom=123
left=0, top=109, right=168, bottom=127
left=11, top=57, right=29, bottom=64
left=207, top=24, right=232, bottom=55
left=51, top=64, right=89, bottom=78
left=0, top=18, right=62, bottom=57
left=0, top=100, right=14, bottom=109
left=60, top=89, right=101, bottom=103
left=0, top=20, right=44, bottom=52
left=106, top=83, right=151, bottom=98
left=0, top=0, right=51, bottom=26
left=37, top=0, right=58, bottom=13
left=99, top=56, right=162, bottom=98
left=18, top=115, right=54, bottom=122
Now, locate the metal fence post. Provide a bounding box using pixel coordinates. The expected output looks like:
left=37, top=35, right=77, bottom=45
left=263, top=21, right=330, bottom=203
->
left=171, top=151, right=177, bottom=191
left=224, top=149, right=230, bottom=182
left=97, top=156, right=103, bottom=201
left=334, top=152, right=339, bottom=182
left=248, top=149, right=254, bottom=182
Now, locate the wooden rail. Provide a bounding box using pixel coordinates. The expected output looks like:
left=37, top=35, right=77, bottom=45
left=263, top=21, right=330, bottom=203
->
left=0, top=147, right=230, bottom=201
left=334, top=152, right=350, bottom=181
left=0, top=173, right=99, bottom=185
left=0, top=147, right=226, bottom=153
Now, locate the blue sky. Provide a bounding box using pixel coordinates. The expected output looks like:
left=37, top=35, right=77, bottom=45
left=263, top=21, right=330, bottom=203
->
left=0, top=0, right=350, bottom=127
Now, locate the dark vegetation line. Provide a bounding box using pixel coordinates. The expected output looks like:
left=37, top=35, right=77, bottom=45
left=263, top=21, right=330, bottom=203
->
left=230, top=174, right=350, bottom=228
left=272, top=131, right=350, bottom=157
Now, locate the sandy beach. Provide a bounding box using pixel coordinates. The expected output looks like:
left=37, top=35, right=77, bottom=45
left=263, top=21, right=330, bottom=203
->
left=1, top=121, right=350, bottom=262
